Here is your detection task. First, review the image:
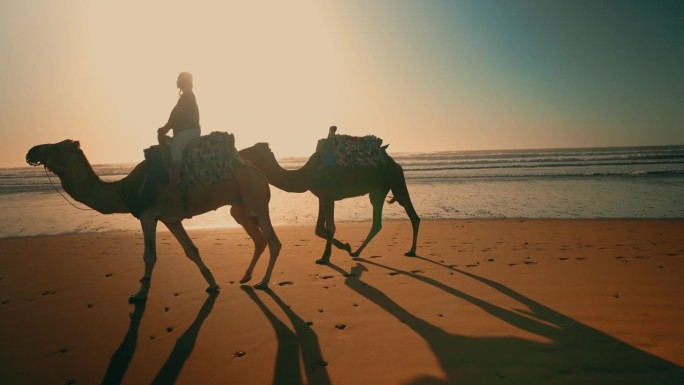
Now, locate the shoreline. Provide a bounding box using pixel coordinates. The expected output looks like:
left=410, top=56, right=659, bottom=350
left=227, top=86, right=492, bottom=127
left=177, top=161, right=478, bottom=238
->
left=1, top=219, right=683, bottom=384
left=3, top=216, right=684, bottom=240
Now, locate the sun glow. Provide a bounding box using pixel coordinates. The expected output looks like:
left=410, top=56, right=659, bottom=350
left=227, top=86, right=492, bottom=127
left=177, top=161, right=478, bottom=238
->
left=86, top=1, right=340, bottom=161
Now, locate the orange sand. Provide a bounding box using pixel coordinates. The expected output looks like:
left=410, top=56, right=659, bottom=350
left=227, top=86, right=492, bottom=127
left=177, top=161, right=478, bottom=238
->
left=0, top=219, right=683, bottom=384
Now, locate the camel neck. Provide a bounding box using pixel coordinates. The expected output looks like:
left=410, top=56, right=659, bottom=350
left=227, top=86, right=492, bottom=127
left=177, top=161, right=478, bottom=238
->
left=56, top=157, right=131, bottom=215
left=257, top=155, right=314, bottom=193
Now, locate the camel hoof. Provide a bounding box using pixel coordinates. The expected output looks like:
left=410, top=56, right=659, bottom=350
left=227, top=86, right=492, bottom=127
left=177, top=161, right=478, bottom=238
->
left=128, top=294, right=147, bottom=303
left=351, top=251, right=361, bottom=258
left=206, top=285, right=220, bottom=293
left=404, top=251, right=417, bottom=257
left=254, top=282, right=268, bottom=290
left=315, top=259, right=329, bottom=265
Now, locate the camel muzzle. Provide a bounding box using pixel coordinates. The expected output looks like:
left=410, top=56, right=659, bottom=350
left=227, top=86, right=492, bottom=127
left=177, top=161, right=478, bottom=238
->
left=26, top=145, right=48, bottom=166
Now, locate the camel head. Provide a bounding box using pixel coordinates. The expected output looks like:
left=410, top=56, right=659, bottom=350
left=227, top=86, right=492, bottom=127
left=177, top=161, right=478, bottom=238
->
left=26, top=139, right=83, bottom=174
left=238, top=142, right=274, bottom=165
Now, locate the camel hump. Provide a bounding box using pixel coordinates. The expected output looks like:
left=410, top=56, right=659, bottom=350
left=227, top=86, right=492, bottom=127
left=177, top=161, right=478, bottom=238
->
left=180, top=131, right=240, bottom=188
left=317, top=132, right=388, bottom=167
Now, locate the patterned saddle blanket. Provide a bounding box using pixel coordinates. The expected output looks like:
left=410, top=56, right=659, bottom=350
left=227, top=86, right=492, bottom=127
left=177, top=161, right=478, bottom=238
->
left=316, top=134, right=388, bottom=167
left=180, top=131, right=240, bottom=188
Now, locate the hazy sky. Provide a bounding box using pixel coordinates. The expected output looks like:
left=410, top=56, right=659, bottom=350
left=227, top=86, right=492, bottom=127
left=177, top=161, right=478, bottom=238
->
left=1, top=0, right=682, bottom=167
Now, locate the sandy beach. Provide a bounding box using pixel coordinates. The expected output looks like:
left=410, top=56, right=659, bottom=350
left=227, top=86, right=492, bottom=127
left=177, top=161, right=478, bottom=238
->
left=1, top=219, right=683, bottom=384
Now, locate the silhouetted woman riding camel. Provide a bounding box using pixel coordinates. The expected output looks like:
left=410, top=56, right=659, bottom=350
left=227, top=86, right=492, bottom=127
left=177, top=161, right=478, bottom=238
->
left=157, top=72, right=200, bottom=185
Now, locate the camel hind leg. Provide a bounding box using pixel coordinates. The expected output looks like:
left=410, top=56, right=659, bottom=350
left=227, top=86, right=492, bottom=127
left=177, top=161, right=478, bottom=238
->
left=230, top=205, right=267, bottom=284
left=389, top=168, right=420, bottom=256
left=351, top=189, right=389, bottom=257
left=234, top=165, right=281, bottom=289
left=252, top=206, right=281, bottom=289
left=164, top=221, right=219, bottom=293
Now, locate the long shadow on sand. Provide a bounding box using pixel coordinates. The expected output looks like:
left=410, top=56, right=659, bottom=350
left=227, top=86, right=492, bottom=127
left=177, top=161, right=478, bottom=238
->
left=242, top=286, right=331, bottom=385
left=100, top=293, right=218, bottom=385
left=150, top=292, right=218, bottom=385
left=327, top=258, right=684, bottom=384
left=101, top=301, right=147, bottom=385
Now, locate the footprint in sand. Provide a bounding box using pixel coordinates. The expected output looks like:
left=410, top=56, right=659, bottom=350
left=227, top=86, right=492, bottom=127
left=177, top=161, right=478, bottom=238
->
left=575, top=257, right=587, bottom=261
left=277, top=281, right=294, bottom=286
left=321, top=275, right=335, bottom=280
left=508, top=263, right=517, bottom=267
left=234, top=351, right=247, bottom=358
left=370, top=255, right=383, bottom=259
left=559, top=257, right=570, bottom=261
left=524, top=261, right=538, bottom=265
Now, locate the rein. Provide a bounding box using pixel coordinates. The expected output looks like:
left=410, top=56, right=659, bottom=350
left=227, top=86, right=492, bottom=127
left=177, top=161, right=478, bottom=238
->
left=44, top=166, right=93, bottom=211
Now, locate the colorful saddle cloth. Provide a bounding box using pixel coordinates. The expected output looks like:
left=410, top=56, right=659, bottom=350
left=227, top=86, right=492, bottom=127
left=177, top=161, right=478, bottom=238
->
left=316, top=134, right=388, bottom=167
left=181, top=131, right=240, bottom=188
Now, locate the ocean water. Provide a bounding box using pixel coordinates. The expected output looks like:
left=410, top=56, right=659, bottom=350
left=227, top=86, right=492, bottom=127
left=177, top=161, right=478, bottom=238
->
left=1, top=146, right=683, bottom=238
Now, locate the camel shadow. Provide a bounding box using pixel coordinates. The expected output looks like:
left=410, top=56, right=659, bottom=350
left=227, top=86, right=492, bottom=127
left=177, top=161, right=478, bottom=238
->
left=101, top=301, right=147, bottom=385
left=100, top=293, right=218, bottom=385
left=241, top=285, right=331, bottom=385
left=327, top=259, right=684, bottom=384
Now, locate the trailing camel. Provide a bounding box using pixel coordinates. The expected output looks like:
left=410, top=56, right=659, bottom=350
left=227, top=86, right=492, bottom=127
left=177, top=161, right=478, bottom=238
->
left=239, top=138, right=419, bottom=264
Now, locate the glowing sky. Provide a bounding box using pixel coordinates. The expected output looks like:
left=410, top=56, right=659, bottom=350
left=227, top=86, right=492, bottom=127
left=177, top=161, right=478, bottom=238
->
left=1, top=0, right=682, bottom=167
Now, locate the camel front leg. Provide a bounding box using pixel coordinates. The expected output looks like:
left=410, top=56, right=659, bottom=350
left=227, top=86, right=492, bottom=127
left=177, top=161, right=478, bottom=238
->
left=314, top=201, right=351, bottom=255
left=164, top=221, right=219, bottom=293
left=315, top=199, right=337, bottom=265
left=129, top=212, right=158, bottom=303
left=351, top=191, right=386, bottom=257
left=230, top=206, right=267, bottom=285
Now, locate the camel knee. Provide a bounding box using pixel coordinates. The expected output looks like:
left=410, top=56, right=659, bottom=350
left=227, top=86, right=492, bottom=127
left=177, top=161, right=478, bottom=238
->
left=143, top=253, right=157, bottom=265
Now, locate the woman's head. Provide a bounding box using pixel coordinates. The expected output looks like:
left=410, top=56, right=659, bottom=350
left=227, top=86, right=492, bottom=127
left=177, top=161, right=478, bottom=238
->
left=176, top=72, right=193, bottom=92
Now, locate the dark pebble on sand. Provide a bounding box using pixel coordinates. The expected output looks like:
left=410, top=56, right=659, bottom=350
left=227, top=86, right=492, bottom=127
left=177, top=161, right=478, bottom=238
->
left=389, top=272, right=399, bottom=276
left=278, top=281, right=294, bottom=286
left=657, top=265, right=664, bottom=269
left=167, top=327, right=174, bottom=333
left=318, top=309, right=324, bottom=313
left=164, top=307, right=170, bottom=312
left=150, top=335, right=156, bottom=340
left=613, top=294, right=621, bottom=299
left=105, top=273, right=113, bottom=278
left=234, top=351, right=246, bottom=358
left=438, top=314, right=444, bottom=317
left=335, top=323, right=346, bottom=330
left=173, top=293, right=180, bottom=297
left=59, top=348, right=68, bottom=354
left=87, top=304, right=93, bottom=308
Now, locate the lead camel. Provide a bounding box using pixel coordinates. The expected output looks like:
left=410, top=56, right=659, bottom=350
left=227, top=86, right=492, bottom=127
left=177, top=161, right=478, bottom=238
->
left=26, top=139, right=281, bottom=301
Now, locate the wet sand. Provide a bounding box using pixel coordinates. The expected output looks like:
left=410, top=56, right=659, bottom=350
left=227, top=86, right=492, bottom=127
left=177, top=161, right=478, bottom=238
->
left=0, top=219, right=683, bottom=384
